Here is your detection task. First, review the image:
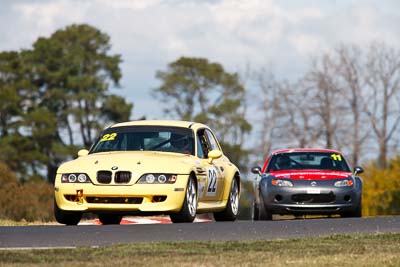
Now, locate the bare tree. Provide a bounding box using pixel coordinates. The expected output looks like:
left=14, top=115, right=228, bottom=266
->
left=253, top=69, right=321, bottom=154
left=253, top=70, right=286, bottom=159
left=253, top=42, right=400, bottom=167
left=335, top=45, right=370, bottom=166
left=364, top=43, right=400, bottom=168
left=279, top=80, right=322, bottom=148
left=302, top=54, right=347, bottom=150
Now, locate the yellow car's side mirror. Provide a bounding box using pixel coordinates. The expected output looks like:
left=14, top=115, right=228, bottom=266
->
left=77, top=149, right=89, bottom=157
left=208, top=150, right=222, bottom=163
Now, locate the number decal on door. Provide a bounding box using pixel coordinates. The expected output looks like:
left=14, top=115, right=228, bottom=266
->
left=206, top=167, right=218, bottom=196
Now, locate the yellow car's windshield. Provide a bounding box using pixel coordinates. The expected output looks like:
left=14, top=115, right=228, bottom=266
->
left=90, top=126, right=195, bottom=155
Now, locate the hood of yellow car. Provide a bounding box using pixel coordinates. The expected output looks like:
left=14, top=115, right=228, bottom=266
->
left=57, top=151, right=202, bottom=179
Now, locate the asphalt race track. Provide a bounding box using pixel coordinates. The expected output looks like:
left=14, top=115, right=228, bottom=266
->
left=1, top=216, right=399, bottom=249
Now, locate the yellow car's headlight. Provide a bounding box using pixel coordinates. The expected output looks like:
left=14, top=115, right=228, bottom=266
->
left=137, top=174, right=177, bottom=184
left=61, top=173, right=91, bottom=183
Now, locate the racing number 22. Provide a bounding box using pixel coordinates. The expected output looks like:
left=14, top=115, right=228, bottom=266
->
left=207, top=168, right=218, bottom=195
left=100, top=133, right=117, bottom=142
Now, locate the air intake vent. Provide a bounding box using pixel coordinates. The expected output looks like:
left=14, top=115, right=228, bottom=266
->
left=97, top=171, right=112, bottom=184
left=115, top=171, right=131, bottom=183
left=292, top=193, right=335, bottom=204
left=86, top=197, right=143, bottom=204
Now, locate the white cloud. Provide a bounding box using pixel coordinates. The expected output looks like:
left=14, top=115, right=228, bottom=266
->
left=94, top=0, right=162, bottom=10
left=1, top=0, right=400, bottom=119
left=288, top=34, right=322, bottom=57
left=14, top=0, right=87, bottom=31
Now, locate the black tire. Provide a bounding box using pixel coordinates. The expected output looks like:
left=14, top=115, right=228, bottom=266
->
left=214, top=178, right=239, bottom=221
left=98, top=214, right=123, bottom=225
left=54, top=200, right=82, bottom=225
left=257, top=194, right=273, bottom=221
left=252, top=200, right=260, bottom=221
left=170, top=176, right=197, bottom=223
left=341, top=197, right=362, bottom=218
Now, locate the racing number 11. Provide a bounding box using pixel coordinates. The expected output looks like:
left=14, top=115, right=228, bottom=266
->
left=331, top=154, right=342, bottom=161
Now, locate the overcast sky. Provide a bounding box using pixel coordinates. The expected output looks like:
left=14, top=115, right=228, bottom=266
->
left=1, top=0, right=400, bottom=120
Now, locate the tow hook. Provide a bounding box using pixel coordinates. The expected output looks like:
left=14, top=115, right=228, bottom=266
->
left=76, top=189, right=84, bottom=205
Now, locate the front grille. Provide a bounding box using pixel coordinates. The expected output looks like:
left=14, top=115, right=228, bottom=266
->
left=292, top=193, right=335, bottom=204
left=86, top=197, right=143, bottom=204
left=115, top=171, right=131, bottom=183
left=97, top=171, right=112, bottom=184
left=287, top=207, right=339, bottom=212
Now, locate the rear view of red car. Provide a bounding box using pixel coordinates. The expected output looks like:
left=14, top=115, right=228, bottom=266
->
left=251, top=148, right=363, bottom=220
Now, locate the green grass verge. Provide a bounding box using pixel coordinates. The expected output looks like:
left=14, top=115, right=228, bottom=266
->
left=0, top=219, right=58, bottom=226
left=1, top=233, right=400, bottom=266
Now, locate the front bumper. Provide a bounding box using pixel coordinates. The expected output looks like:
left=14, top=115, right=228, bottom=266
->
left=54, top=174, right=189, bottom=214
left=260, top=181, right=361, bottom=215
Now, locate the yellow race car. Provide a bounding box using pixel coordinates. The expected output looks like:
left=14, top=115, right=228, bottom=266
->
left=54, top=120, right=241, bottom=224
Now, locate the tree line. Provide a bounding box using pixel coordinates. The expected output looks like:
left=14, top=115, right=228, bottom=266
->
left=0, top=24, right=132, bottom=183
left=253, top=44, right=400, bottom=169
left=1, top=23, right=400, bottom=220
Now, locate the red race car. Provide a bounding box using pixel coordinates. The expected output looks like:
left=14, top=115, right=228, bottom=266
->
left=251, top=148, right=363, bottom=220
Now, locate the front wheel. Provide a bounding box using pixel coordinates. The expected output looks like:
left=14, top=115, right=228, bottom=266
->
left=170, top=176, right=197, bottom=223
left=54, top=200, right=82, bottom=225
left=341, top=197, right=362, bottom=218
left=98, top=214, right=123, bottom=225
left=252, top=199, right=260, bottom=220
left=256, top=193, right=273, bottom=221
left=214, top=178, right=239, bottom=221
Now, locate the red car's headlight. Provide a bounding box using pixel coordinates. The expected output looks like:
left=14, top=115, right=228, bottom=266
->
left=334, top=179, right=354, bottom=187
left=271, top=179, right=293, bottom=187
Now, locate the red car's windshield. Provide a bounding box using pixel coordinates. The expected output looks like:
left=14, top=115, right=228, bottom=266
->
left=266, top=152, right=351, bottom=172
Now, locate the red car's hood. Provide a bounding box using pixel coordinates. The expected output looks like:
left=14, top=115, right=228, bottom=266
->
left=269, top=170, right=351, bottom=180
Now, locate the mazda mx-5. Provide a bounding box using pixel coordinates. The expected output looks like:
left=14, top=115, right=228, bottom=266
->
left=251, top=148, right=363, bottom=220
